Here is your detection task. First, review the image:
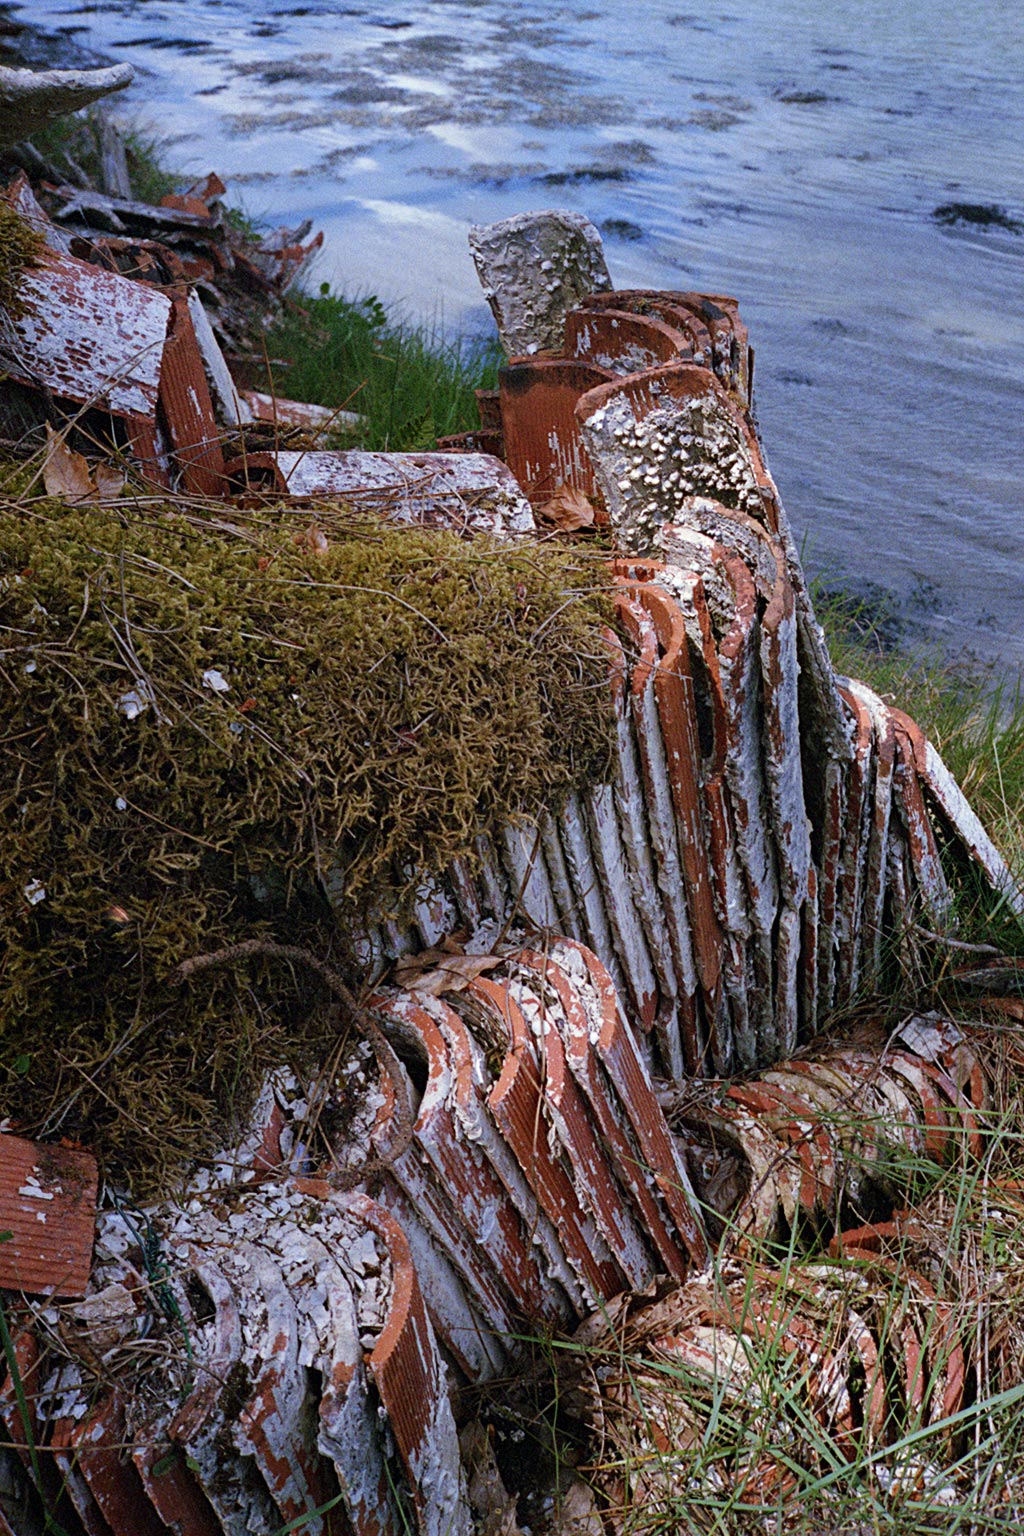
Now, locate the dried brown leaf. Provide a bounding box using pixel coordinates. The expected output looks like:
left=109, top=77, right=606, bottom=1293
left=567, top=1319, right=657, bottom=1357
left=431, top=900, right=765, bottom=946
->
left=293, top=524, right=330, bottom=556
left=537, top=484, right=596, bottom=532
left=43, top=425, right=94, bottom=505
left=93, top=461, right=126, bottom=503
left=460, top=1420, right=525, bottom=1536
left=395, top=948, right=502, bottom=996
left=393, top=946, right=449, bottom=985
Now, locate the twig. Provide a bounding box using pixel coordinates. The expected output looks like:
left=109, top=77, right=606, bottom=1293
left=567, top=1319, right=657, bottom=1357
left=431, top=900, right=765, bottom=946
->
left=913, top=926, right=1005, bottom=957
left=166, top=940, right=413, bottom=1188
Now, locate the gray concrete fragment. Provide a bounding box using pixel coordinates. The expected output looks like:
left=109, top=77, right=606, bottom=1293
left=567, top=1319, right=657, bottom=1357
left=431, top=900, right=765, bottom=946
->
left=0, top=64, right=134, bottom=152
left=469, top=209, right=612, bottom=358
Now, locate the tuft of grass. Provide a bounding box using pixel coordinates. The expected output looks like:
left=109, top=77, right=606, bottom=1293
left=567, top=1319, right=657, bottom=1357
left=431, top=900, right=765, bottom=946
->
left=265, top=287, right=502, bottom=451
left=25, top=111, right=179, bottom=204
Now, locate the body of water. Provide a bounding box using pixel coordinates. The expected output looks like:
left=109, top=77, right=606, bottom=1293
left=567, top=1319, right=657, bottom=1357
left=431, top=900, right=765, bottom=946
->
left=16, top=0, right=1024, bottom=670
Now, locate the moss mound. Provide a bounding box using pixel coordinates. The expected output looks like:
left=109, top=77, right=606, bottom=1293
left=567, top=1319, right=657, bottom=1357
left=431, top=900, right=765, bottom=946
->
left=0, top=203, right=46, bottom=318
left=0, top=495, right=614, bottom=1190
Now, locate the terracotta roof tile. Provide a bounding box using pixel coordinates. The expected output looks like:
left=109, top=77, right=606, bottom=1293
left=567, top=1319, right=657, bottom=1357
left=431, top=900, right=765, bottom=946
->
left=0, top=1133, right=97, bottom=1298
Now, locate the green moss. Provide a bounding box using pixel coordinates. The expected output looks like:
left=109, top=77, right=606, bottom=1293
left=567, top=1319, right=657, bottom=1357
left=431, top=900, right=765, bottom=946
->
left=0, top=204, right=45, bottom=318
left=0, top=495, right=614, bottom=1190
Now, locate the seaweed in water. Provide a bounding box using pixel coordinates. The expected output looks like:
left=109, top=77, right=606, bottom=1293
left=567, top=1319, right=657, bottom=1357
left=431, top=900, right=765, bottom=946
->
left=933, top=202, right=1022, bottom=234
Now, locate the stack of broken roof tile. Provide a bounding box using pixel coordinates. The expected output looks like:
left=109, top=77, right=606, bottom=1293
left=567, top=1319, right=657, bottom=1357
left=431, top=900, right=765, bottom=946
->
left=353, top=232, right=1021, bottom=1082
left=351, top=493, right=1015, bottom=1086
left=3, top=208, right=1023, bottom=1535
left=0, top=1008, right=993, bottom=1535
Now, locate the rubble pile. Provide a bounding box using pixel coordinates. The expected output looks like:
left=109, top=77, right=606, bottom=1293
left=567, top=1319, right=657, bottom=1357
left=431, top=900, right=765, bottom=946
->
left=0, top=1009, right=1002, bottom=1534
left=0, top=165, right=325, bottom=478
left=3, top=186, right=1023, bottom=1535
left=560, top=1215, right=994, bottom=1521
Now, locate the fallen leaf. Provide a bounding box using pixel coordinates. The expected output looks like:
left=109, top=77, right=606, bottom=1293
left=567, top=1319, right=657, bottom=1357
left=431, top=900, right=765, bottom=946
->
left=394, top=948, right=502, bottom=997
left=460, top=1420, right=525, bottom=1536
left=43, top=427, right=126, bottom=504
left=93, top=461, right=125, bottom=502
left=537, top=484, right=596, bottom=532
left=43, top=425, right=94, bottom=504
left=980, top=996, right=1024, bottom=1023
left=293, top=524, right=329, bottom=556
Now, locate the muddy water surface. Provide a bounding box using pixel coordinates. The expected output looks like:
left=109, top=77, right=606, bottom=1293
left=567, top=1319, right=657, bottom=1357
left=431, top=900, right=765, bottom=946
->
left=18, top=0, right=1024, bottom=671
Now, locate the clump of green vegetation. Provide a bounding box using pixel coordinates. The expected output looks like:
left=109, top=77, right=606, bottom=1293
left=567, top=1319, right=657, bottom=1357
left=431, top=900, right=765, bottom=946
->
left=0, top=492, right=614, bottom=1190
left=25, top=110, right=179, bottom=205
left=0, top=203, right=45, bottom=317
left=524, top=1053, right=1024, bottom=1534
left=266, top=288, right=502, bottom=451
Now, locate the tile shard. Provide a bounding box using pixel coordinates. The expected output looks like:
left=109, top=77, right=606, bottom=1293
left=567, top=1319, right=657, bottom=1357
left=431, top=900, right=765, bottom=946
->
left=274, top=449, right=536, bottom=537
left=0, top=246, right=172, bottom=421
left=0, top=1133, right=97, bottom=1298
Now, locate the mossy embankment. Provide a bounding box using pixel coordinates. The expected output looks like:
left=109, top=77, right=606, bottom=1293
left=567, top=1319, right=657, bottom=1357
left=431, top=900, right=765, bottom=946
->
left=0, top=491, right=614, bottom=1190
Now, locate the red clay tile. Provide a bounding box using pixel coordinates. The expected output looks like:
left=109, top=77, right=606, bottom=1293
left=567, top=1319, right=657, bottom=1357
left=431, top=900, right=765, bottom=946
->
left=367, top=1042, right=521, bottom=1349
left=159, top=193, right=216, bottom=220
left=70, top=1393, right=167, bottom=1536
left=50, top=1414, right=113, bottom=1536
left=0, top=1133, right=97, bottom=1298
left=517, top=946, right=698, bottom=1280
left=552, top=939, right=709, bottom=1271
left=565, top=307, right=691, bottom=374
left=498, top=358, right=613, bottom=507
left=615, top=591, right=702, bottom=1075
left=0, top=246, right=172, bottom=422
left=227, top=1241, right=329, bottom=1527
left=889, top=712, right=952, bottom=922
left=468, top=975, right=625, bottom=1303
left=621, top=582, right=724, bottom=1023
left=157, top=294, right=226, bottom=497
left=835, top=683, right=874, bottom=1006
left=372, top=990, right=567, bottom=1326
left=347, top=1194, right=470, bottom=1536
left=133, top=1441, right=222, bottom=1536
left=425, top=993, right=585, bottom=1319
left=507, top=966, right=654, bottom=1288
left=604, top=616, right=684, bottom=1053
left=846, top=681, right=898, bottom=984
left=574, top=289, right=754, bottom=395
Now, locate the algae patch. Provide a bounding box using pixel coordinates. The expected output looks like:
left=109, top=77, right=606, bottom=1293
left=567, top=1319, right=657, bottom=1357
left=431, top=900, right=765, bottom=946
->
left=0, top=496, right=615, bottom=1189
